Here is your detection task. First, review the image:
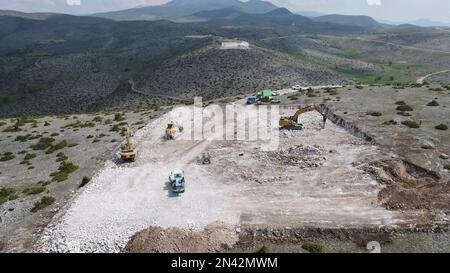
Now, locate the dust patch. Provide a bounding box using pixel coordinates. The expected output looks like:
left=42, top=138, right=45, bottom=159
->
left=124, top=222, right=238, bottom=253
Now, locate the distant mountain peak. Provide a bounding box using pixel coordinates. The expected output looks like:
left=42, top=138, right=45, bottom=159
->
left=266, top=7, right=293, bottom=16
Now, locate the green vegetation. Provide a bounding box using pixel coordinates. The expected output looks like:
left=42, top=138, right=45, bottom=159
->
left=383, top=120, right=398, bottom=125
left=427, top=100, right=440, bottom=107
left=56, top=152, right=68, bottom=162
left=30, top=196, right=55, bottom=213
left=444, top=164, right=450, bottom=171
left=23, top=185, right=46, bottom=195
left=15, top=134, right=42, bottom=142
left=79, top=176, right=91, bottom=188
left=114, top=113, right=125, bottom=122
left=402, top=120, right=420, bottom=128
left=395, top=101, right=406, bottom=106
left=435, top=124, right=448, bottom=131
left=396, top=105, right=413, bottom=111
left=50, top=161, right=79, bottom=182
left=367, top=111, right=382, bottom=117
left=255, top=246, right=272, bottom=253
left=302, top=241, right=324, bottom=253
left=24, top=153, right=37, bottom=161
left=31, top=137, right=55, bottom=150
left=0, top=187, right=18, bottom=205
left=46, top=140, right=68, bottom=154
left=397, top=111, right=412, bottom=117
left=1, top=152, right=15, bottom=161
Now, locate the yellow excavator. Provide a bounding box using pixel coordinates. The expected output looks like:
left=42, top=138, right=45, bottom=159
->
left=279, top=105, right=326, bottom=130
left=120, top=127, right=136, bottom=162
left=165, top=122, right=184, bottom=140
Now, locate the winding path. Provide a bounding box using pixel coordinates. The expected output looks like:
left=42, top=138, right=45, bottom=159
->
left=416, top=70, right=450, bottom=84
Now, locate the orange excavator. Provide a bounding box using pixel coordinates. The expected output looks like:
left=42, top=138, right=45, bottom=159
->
left=279, top=105, right=327, bottom=130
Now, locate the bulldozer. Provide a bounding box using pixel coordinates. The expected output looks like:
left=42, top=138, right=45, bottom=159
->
left=279, top=105, right=326, bottom=130
left=120, top=126, right=136, bottom=162
left=165, top=122, right=183, bottom=140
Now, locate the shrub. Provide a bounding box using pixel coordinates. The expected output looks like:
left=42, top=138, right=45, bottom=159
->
left=395, top=101, right=406, bottom=106
left=79, top=177, right=91, bottom=188
left=397, top=111, right=412, bottom=117
left=402, top=120, right=420, bottom=128
left=396, top=105, right=413, bottom=111
left=255, top=246, right=271, bottom=253
left=435, top=124, right=448, bottom=130
left=383, top=120, right=398, bottom=125
left=427, top=100, right=440, bottom=106
left=50, top=161, right=78, bottom=182
left=0, top=187, right=17, bottom=205
left=46, top=140, right=68, bottom=154
left=24, top=153, right=36, bottom=161
left=445, top=164, right=450, bottom=171
left=367, top=111, right=382, bottom=117
left=23, top=185, right=46, bottom=195
left=302, top=241, right=324, bottom=253
left=31, top=137, right=55, bottom=150
left=114, top=113, right=125, bottom=122
left=0, top=152, right=15, bottom=161
left=30, top=196, right=55, bottom=212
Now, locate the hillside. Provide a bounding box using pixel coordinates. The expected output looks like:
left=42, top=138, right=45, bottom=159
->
left=94, top=0, right=278, bottom=21
left=314, top=14, right=388, bottom=31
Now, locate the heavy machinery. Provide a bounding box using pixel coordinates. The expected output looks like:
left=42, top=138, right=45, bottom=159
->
left=279, top=105, right=326, bottom=130
left=165, top=122, right=183, bottom=140
left=246, top=96, right=257, bottom=105
left=169, top=169, right=186, bottom=194
left=120, top=127, right=136, bottom=162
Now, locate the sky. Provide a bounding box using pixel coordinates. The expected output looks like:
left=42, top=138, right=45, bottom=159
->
left=0, top=0, right=449, bottom=23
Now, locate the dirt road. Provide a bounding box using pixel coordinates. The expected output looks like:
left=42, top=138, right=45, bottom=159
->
left=416, top=70, right=450, bottom=84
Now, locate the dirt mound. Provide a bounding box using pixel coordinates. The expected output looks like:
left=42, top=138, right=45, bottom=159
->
left=364, top=159, right=450, bottom=211
left=124, top=222, right=239, bottom=253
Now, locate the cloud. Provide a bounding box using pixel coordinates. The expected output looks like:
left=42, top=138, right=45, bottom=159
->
left=366, top=0, right=382, bottom=6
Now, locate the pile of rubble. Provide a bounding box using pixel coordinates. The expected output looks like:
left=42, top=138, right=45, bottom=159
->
left=266, top=144, right=326, bottom=169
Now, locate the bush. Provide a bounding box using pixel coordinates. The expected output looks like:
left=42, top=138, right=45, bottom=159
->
left=435, top=124, right=448, bottom=130
left=445, top=164, right=450, bottom=171
left=46, top=140, right=68, bottom=154
left=50, top=161, right=78, bottom=182
left=427, top=100, right=440, bottom=106
left=23, top=185, right=46, bottom=195
left=367, top=111, right=382, bottom=117
left=31, top=137, right=55, bottom=150
left=396, top=105, right=413, bottom=111
left=114, top=113, right=125, bottom=122
left=79, top=177, right=91, bottom=188
left=395, top=101, right=406, bottom=106
left=383, top=120, right=398, bottom=125
left=0, top=187, right=17, bottom=205
left=397, top=111, right=412, bottom=117
left=30, top=196, right=55, bottom=212
left=302, top=241, right=324, bottom=253
left=402, top=120, right=420, bottom=128
left=255, top=246, right=271, bottom=253
left=0, top=152, right=15, bottom=161
left=24, top=153, right=37, bottom=161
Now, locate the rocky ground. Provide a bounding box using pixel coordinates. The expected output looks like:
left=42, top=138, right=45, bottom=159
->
left=36, top=100, right=448, bottom=253
left=0, top=105, right=166, bottom=252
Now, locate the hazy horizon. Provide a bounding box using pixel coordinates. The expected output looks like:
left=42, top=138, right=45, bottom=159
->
left=0, top=0, right=449, bottom=24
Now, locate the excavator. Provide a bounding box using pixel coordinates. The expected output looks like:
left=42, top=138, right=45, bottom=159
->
left=120, top=126, right=136, bottom=162
left=279, top=105, right=327, bottom=130
left=165, top=122, right=184, bottom=140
